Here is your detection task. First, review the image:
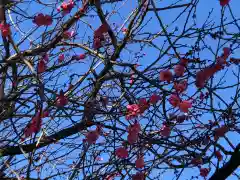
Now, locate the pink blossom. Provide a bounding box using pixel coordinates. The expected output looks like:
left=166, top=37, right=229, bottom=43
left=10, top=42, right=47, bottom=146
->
left=37, top=59, right=46, bottom=73
left=135, top=156, right=144, bottom=169
left=56, top=90, right=68, bottom=107
left=159, top=70, right=172, bottom=83
left=0, top=23, right=10, bottom=37
left=174, top=81, right=187, bottom=93
left=149, top=94, right=161, bottom=104
left=169, top=94, right=181, bottom=107
left=160, top=125, right=171, bottom=137
left=126, top=104, right=141, bottom=120
left=179, top=100, right=192, bottom=113
left=116, top=147, right=128, bottom=159
left=58, top=54, right=64, bottom=63
left=174, top=64, right=185, bottom=76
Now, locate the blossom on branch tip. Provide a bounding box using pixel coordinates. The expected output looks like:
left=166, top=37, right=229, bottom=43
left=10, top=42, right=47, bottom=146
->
left=58, top=0, right=74, bottom=15
left=86, top=126, right=101, bottom=144
left=149, top=93, right=161, bottom=104
left=116, top=147, right=128, bottom=159
left=127, top=121, right=141, bottom=144
left=56, top=90, right=68, bottom=107
left=200, top=168, right=209, bottom=177
left=135, top=156, right=144, bottom=169
left=180, top=58, right=188, bottom=66
left=179, top=100, right=192, bottom=113
left=138, top=98, right=150, bottom=113
left=33, top=14, right=53, bottom=26
left=58, top=54, right=64, bottom=63
left=214, top=126, right=228, bottom=139
left=24, top=113, right=42, bottom=137
left=174, top=80, right=187, bottom=93
left=37, top=59, right=46, bottom=73
left=132, top=172, right=145, bottom=180
left=0, top=23, right=11, bottom=37
left=73, top=53, right=86, bottom=60
left=159, top=70, right=172, bottom=83
left=62, top=31, right=74, bottom=39
left=169, top=94, right=181, bottom=107
left=126, top=104, right=141, bottom=120
left=220, top=0, right=230, bottom=7
left=174, top=64, right=185, bottom=76
left=160, top=125, right=171, bottom=137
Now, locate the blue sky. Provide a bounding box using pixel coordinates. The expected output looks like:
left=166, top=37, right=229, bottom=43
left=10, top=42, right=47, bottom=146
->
left=1, top=0, right=240, bottom=179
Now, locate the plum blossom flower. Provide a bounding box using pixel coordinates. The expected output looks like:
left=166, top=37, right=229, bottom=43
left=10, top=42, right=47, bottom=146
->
left=135, top=156, right=144, bottom=169
left=56, top=90, right=68, bottom=107
left=200, top=168, right=209, bottom=177
left=127, top=122, right=141, bottom=144
left=169, top=94, right=181, bottom=107
left=58, top=0, right=74, bottom=15
left=149, top=93, right=161, bottom=104
left=220, top=0, right=230, bottom=7
left=24, top=112, right=42, bottom=137
left=159, top=70, right=172, bottom=83
left=214, top=126, right=228, bottom=139
left=179, top=100, right=192, bottom=113
left=126, top=104, right=141, bottom=120
left=174, top=80, right=187, bottom=93
left=62, top=30, right=74, bottom=39
left=86, top=126, right=101, bottom=144
left=160, top=125, right=171, bottom=137
left=195, top=65, right=219, bottom=88
left=132, top=172, right=145, bottom=180
left=116, top=147, right=128, bottom=159
left=58, top=54, right=64, bottom=63
left=174, top=64, right=185, bottom=76
left=77, top=54, right=86, bottom=60
left=138, top=98, right=150, bottom=113
left=0, top=23, right=11, bottom=37
left=33, top=14, right=53, bottom=26
left=180, top=58, right=188, bottom=66
left=37, top=59, right=46, bottom=73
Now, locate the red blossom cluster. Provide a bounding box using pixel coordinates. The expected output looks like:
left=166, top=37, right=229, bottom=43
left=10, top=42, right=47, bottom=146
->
left=0, top=23, right=11, bottom=37
left=126, top=94, right=160, bottom=120
left=160, top=58, right=188, bottom=83
left=168, top=94, right=192, bottom=113
left=200, top=168, right=209, bottom=177
left=33, top=14, right=53, bottom=26
left=116, top=147, right=128, bottom=159
left=37, top=59, right=47, bottom=73
left=57, top=0, right=74, bottom=15
left=220, top=0, right=230, bottom=6
left=56, top=90, right=68, bottom=107
left=196, top=47, right=230, bottom=88
left=58, top=54, right=65, bottom=63
left=93, top=24, right=109, bottom=49
left=135, top=156, right=145, bottom=169
left=72, top=53, right=86, bottom=60
left=24, top=112, right=43, bottom=137
left=160, top=124, right=171, bottom=137
left=127, top=121, right=141, bottom=144
left=85, top=125, right=102, bottom=144
left=132, top=172, right=145, bottom=180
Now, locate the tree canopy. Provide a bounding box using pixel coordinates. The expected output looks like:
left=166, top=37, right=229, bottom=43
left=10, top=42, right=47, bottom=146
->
left=0, top=0, right=239, bottom=179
